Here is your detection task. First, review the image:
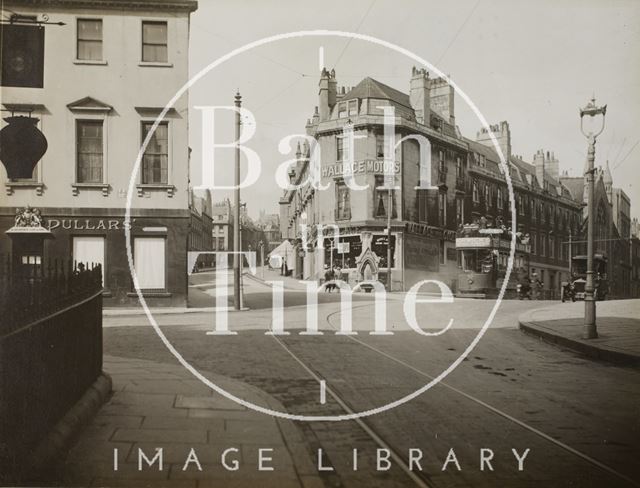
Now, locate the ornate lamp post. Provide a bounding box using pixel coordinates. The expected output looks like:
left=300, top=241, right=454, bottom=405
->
left=258, top=240, right=265, bottom=280
left=233, top=92, right=242, bottom=310
left=579, top=96, right=607, bottom=339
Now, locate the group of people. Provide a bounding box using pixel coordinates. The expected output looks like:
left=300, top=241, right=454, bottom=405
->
left=518, top=272, right=543, bottom=299
left=323, top=265, right=343, bottom=292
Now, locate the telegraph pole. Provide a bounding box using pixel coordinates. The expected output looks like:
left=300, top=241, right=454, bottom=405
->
left=233, top=91, right=242, bottom=310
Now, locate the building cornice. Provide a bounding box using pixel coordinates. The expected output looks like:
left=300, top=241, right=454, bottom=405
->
left=3, top=0, right=198, bottom=13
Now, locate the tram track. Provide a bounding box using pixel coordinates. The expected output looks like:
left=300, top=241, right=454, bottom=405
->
left=267, top=301, right=639, bottom=488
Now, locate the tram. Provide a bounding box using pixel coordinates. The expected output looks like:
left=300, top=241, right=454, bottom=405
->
left=456, top=224, right=531, bottom=298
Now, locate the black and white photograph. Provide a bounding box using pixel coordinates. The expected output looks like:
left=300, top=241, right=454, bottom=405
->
left=0, top=0, right=639, bottom=486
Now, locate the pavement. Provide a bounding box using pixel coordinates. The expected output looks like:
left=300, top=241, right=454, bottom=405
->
left=519, top=299, right=640, bottom=366
left=62, top=355, right=323, bottom=488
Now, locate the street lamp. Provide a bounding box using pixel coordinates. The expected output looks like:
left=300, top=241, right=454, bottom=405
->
left=233, top=91, right=242, bottom=310
left=579, top=96, right=607, bottom=339
left=258, top=240, right=265, bottom=280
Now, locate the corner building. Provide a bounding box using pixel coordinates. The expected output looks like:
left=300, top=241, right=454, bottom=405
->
left=281, top=68, right=584, bottom=296
left=0, top=0, right=198, bottom=306
left=281, top=68, right=467, bottom=291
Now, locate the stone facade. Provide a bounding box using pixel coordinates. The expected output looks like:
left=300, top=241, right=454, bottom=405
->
left=0, top=0, right=198, bottom=306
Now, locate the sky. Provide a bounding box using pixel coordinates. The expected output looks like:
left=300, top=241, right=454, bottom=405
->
left=187, top=0, right=640, bottom=220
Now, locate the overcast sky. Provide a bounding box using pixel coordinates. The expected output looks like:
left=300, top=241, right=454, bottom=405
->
left=187, top=0, right=640, bottom=220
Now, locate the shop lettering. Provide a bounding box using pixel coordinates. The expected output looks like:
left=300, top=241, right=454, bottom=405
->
left=320, top=160, right=401, bottom=179
left=195, top=105, right=437, bottom=192
left=48, top=219, right=131, bottom=231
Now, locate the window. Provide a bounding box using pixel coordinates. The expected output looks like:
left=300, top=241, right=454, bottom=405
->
left=472, top=180, right=479, bottom=203
left=76, top=120, right=103, bottom=183
left=141, top=121, right=169, bottom=184
left=438, top=150, right=445, bottom=172
left=484, top=184, right=491, bottom=207
left=336, top=135, right=349, bottom=161
left=348, top=99, right=358, bottom=116
left=73, top=236, right=105, bottom=280
left=438, top=191, right=447, bottom=226
left=497, top=188, right=503, bottom=209
left=374, top=175, right=397, bottom=218
left=531, top=232, right=537, bottom=255
left=77, top=19, right=103, bottom=61
left=375, top=133, right=384, bottom=159
left=541, top=234, right=546, bottom=256
left=456, top=197, right=464, bottom=225
left=418, top=190, right=428, bottom=223
left=134, top=237, right=166, bottom=289
left=338, top=102, right=347, bottom=118
left=518, top=194, right=524, bottom=215
left=455, top=156, right=463, bottom=178
left=549, top=236, right=555, bottom=258
left=142, top=21, right=168, bottom=63
left=335, top=179, right=351, bottom=220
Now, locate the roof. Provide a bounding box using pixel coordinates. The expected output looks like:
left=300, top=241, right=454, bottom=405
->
left=342, top=77, right=411, bottom=109
left=560, top=177, right=584, bottom=202
left=4, top=0, right=198, bottom=12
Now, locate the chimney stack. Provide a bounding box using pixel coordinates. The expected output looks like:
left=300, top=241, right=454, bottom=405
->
left=429, top=76, right=455, bottom=125
left=318, top=68, right=337, bottom=121
left=410, top=67, right=430, bottom=124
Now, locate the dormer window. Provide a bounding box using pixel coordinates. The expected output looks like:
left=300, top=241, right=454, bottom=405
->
left=338, top=102, right=347, bottom=118
left=348, top=99, right=358, bottom=116
left=337, top=99, right=358, bottom=118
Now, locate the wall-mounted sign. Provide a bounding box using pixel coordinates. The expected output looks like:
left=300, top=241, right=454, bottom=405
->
left=455, top=237, right=491, bottom=249
left=321, top=159, right=400, bottom=178
left=48, top=219, right=131, bottom=231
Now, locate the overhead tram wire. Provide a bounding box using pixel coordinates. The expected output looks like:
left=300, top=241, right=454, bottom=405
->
left=331, top=0, right=377, bottom=71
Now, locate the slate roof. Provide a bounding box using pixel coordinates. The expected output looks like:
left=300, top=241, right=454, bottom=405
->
left=560, top=177, right=585, bottom=202
left=342, top=77, right=412, bottom=109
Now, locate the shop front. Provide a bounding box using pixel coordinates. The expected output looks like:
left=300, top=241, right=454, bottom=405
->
left=0, top=207, right=189, bottom=307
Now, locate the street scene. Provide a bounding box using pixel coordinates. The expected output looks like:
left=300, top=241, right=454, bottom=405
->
left=1, top=0, right=640, bottom=487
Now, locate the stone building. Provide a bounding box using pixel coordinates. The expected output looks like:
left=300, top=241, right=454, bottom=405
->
left=211, top=199, right=232, bottom=251
left=0, top=0, right=198, bottom=306
left=280, top=67, right=590, bottom=295
left=561, top=161, right=633, bottom=299
left=188, top=188, right=213, bottom=269
left=467, top=124, right=583, bottom=295
left=281, top=68, right=468, bottom=289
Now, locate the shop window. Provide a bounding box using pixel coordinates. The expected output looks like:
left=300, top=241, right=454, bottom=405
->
left=73, top=236, right=105, bottom=280
left=76, top=119, right=104, bottom=183
left=142, top=21, right=168, bottom=63
left=134, top=237, right=166, bottom=289
left=77, top=19, right=103, bottom=61
left=141, top=121, right=169, bottom=184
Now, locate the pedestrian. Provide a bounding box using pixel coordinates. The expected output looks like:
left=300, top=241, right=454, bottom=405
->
left=531, top=273, right=542, bottom=300
left=324, top=266, right=335, bottom=293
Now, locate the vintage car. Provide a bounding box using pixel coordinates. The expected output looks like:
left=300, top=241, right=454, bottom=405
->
left=561, top=254, right=608, bottom=302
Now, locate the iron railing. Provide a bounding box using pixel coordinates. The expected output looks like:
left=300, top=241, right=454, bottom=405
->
left=0, top=256, right=103, bottom=482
